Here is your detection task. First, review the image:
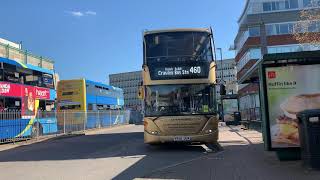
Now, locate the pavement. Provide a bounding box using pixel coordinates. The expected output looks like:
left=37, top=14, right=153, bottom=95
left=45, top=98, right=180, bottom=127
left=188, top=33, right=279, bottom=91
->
left=0, top=124, right=319, bottom=180
left=144, top=126, right=320, bottom=180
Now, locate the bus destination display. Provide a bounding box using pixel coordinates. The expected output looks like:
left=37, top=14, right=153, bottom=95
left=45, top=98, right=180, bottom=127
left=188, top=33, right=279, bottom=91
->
left=151, top=65, right=209, bottom=80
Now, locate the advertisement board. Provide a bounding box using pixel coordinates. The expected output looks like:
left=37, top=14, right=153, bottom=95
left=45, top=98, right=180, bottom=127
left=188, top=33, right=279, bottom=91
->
left=0, top=82, right=50, bottom=100
left=0, top=82, right=22, bottom=97
left=265, top=64, right=320, bottom=148
left=0, top=82, right=51, bottom=116
left=22, top=86, right=36, bottom=116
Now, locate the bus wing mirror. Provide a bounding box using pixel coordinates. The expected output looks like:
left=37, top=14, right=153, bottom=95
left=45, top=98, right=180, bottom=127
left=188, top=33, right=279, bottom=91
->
left=138, top=86, right=144, bottom=99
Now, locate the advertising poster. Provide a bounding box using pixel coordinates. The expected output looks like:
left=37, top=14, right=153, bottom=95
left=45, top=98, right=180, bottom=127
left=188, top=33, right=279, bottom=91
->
left=266, top=65, right=320, bottom=148
left=0, top=82, right=50, bottom=116
left=22, top=86, right=36, bottom=116
left=0, top=82, right=22, bottom=97
left=35, top=87, right=50, bottom=100
left=223, top=99, right=238, bottom=122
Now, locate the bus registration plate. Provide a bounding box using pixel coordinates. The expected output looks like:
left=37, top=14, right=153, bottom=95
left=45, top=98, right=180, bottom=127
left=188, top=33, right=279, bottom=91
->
left=173, top=136, right=191, bottom=142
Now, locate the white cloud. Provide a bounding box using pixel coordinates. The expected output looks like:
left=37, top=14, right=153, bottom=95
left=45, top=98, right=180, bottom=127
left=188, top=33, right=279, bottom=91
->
left=85, top=11, right=97, bottom=16
left=70, top=11, right=84, bottom=17
left=67, top=10, right=97, bottom=17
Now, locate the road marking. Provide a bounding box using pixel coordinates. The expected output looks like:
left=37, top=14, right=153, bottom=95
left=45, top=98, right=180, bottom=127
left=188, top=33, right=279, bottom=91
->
left=141, top=146, right=224, bottom=178
left=202, top=144, right=213, bottom=153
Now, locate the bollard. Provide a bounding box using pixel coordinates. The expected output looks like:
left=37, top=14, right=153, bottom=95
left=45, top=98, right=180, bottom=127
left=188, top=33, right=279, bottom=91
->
left=109, top=110, right=112, bottom=127
left=63, top=111, right=66, bottom=134
left=97, top=110, right=100, bottom=129
left=36, top=118, right=39, bottom=140
left=83, top=111, right=86, bottom=132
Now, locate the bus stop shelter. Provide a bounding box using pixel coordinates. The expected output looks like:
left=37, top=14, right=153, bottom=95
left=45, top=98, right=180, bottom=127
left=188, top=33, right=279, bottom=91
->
left=239, top=50, right=320, bottom=160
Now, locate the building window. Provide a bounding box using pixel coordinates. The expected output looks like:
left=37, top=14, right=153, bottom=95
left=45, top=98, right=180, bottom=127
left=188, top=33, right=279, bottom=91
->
left=268, top=44, right=320, bottom=54
left=263, top=0, right=298, bottom=12
left=291, top=0, right=299, bottom=8
left=308, top=21, right=319, bottom=32
left=266, top=21, right=320, bottom=36
left=263, top=2, right=272, bottom=11
left=236, top=48, right=261, bottom=72
left=303, top=0, right=320, bottom=7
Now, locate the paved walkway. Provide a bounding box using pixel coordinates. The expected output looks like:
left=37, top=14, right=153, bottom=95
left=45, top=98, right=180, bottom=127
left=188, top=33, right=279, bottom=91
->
left=146, top=126, right=320, bottom=180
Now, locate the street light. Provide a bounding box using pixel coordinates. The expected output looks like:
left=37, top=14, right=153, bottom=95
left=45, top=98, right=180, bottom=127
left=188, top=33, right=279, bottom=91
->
left=216, top=48, right=224, bottom=83
left=216, top=48, right=225, bottom=122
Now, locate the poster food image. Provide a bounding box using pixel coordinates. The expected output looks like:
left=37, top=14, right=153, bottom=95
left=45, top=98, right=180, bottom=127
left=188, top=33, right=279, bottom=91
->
left=22, top=86, right=35, bottom=116
left=266, top=65, right=320, bottom=148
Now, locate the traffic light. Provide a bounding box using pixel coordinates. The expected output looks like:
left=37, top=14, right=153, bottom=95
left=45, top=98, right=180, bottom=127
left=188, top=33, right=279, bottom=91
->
left=220, top=84, right=226, bottom=96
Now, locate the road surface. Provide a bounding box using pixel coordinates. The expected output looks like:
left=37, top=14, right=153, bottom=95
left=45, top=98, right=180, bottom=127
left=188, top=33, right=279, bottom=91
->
left=0, top=125, right=216, bottom=180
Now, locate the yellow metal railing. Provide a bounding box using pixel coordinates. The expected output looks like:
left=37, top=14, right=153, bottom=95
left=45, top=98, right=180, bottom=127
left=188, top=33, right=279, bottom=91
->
left=0, top=42, right=54, bottom=70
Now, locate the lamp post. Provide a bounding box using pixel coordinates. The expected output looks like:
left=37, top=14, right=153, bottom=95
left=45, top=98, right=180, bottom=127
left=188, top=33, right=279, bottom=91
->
left=217, top=48, right=224, bottom=82
left=217, top=48, right=224, bottom=122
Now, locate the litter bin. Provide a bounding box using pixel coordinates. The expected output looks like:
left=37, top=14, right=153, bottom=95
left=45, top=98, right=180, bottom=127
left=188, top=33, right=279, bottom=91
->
left=297, top=109, right=320, bottom=169
left=234, top=112, right=241, bottom=125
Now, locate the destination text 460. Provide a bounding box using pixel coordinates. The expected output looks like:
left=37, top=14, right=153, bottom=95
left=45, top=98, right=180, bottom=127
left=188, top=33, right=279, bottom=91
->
left=158, top=66, right=202, bottom=76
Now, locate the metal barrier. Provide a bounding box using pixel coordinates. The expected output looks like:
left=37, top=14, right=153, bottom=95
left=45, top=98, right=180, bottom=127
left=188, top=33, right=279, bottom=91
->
left=0, top=110, right=130, bottom=144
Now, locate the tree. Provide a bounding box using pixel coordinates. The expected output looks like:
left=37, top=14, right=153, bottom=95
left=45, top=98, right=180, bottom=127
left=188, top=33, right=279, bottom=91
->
left=293, top=0, right=320, bottom=46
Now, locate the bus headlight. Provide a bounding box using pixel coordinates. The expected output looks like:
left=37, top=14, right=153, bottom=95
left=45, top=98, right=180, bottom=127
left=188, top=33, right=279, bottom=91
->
left=205, top=129, right=213, bottom=134
left=151, top=131, right=159, bottom=135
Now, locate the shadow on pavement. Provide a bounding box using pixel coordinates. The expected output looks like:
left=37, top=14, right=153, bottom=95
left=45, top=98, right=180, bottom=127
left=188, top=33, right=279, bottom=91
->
left=0, top=132, right=146, bottom=162
left=0, top=130, right=216, bottom=179
left=144, top=143, right=320, bottom=180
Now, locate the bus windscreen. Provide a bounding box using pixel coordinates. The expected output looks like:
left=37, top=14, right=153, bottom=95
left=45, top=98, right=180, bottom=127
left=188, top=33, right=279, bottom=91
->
left=144, top=84, right=216, bottom=117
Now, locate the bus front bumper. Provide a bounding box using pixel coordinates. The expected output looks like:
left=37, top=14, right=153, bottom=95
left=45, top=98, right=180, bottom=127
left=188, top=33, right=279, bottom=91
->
left=144, top=131, right=218, bottom=144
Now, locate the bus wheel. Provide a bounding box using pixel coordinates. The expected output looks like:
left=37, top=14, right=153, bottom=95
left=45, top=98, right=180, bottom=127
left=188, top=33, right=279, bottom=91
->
left=31, top=122, right=43, bottom=138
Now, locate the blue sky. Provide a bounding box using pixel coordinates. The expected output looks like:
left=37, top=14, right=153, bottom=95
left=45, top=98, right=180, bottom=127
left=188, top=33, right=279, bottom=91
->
left=1, top=0, right=245, bottom=83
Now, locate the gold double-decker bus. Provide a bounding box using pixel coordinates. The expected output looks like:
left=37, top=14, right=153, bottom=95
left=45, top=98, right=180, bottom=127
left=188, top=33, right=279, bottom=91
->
left=142, top=28, right=218, bottom=144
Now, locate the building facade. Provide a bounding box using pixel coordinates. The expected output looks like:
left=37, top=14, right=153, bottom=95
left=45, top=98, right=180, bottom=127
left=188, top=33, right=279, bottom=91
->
left=233, top=0, right=320, bottom=122
left=216, top=58, right=238, bottom=100
left=109, top=71, right=143, bottom=111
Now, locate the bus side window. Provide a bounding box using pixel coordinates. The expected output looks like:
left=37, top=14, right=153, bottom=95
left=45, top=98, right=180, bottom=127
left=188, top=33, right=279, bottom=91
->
left=38, top=100, right=55, bottom=111
left=46, top=101, right=55, bottom=111
left=0, top=98, right=4, bottom=111
left=88, top=104, right=93, bottom=111
left=0, top=69, right=3, bottom=81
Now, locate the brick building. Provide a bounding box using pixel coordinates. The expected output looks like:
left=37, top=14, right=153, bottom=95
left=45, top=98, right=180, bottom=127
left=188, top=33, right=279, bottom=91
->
left=233, top=0, right=320, bottom=122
